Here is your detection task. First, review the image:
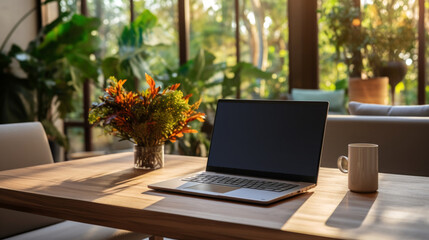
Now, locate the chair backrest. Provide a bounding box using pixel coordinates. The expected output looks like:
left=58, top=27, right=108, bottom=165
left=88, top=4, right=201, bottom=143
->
left=0, top=122, right=62, bottom=238
left=0, top=122, right=54, bottom=170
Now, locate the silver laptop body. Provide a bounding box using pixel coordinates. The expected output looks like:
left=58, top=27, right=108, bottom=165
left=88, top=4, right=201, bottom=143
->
left=149, top=99, right=329, bottom=204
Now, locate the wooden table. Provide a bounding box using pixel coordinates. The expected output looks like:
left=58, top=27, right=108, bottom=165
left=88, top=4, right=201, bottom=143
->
left=0, top=153, right=428, bottom=240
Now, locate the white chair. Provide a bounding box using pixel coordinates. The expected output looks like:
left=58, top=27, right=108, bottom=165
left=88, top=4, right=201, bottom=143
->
left=0, top=122, right=152, bottom=240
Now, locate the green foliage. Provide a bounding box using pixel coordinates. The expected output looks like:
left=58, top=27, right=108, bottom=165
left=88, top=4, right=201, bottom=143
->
left=119, top=10, right=157, bottom=48
left=188, top=0, right=287, bottom=99
left=319, top=0, right=418, bottom=104
left=363, top=1, right=416, bottom=77
left=222, top=62, right=273, bottom=99
left=319, top=0, right=368, bottom=78
left=0, top=0, right=61, bottom=124
left=160, top=49, right=226, bottom=108
left=335, top=78, right=348, bottom=90
left=0, top=47, right=34, bottom=123
left=177, top=125, right=210, bottom=156
left=0, top=12, right=100, bottom=148
left=320, top=0, right=416, bottom=78
left=159, top=48, right=273, bottom=156
left=189, top=0, right=236, bottom=65
left=101, top=10, right=158, bottom=90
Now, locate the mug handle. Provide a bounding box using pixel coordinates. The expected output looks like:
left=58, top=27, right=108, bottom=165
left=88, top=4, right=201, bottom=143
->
left=337, top=156, right=349, bottom=173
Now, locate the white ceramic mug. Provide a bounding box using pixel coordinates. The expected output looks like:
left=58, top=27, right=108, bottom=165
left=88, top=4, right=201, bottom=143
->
left=337, top=143, right=378, bottom=192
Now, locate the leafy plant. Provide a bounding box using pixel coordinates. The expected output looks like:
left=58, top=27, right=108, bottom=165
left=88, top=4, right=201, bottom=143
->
left=319, top=0, right=416, bottom=79
left=319, top=0, right=367, bottom=78
left=0, top=0, right=59, bottom=124
left=363, top=0, right=416, bottom=77
left=160, top=49, right=225, bottom=108
left=89, top=74, right=205, bottom=147
left=1, top=12, right=100, bottom=148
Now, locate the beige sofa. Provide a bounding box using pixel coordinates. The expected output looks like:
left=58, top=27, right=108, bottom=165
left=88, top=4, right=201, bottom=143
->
left=321, top=115, right=429, bottom=177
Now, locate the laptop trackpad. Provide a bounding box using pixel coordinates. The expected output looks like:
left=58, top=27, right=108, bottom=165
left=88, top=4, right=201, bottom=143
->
left=186, top=183, right=238, bottom=193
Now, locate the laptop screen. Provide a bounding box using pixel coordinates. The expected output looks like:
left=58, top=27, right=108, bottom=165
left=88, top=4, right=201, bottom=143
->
left=206, top=100, right=328, bottom=183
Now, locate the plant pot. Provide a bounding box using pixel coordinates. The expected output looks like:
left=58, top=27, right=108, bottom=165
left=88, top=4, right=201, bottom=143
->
left=134, top=144, right=164, bottom=169
left=348, top=77, right=389, bottom=105
left=49, top=140, right=61, bottom=162
left=379, top=61, right=407, bottom=105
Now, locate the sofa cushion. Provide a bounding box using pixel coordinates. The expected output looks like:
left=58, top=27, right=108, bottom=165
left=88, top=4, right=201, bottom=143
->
left=5, top=220, right=150, bottom=240
left=321, top=115, right=429, bottom=177
left=291, top=89, right=345, bottom=114
left=349, top=101, right=429, bottom=116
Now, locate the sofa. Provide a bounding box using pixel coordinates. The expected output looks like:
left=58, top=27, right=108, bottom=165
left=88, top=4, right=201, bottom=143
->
left=321, top=115, right=429, bottom=177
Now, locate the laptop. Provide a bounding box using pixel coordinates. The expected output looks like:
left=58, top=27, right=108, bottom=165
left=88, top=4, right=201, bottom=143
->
left=148, top=99, right=329, bottom=204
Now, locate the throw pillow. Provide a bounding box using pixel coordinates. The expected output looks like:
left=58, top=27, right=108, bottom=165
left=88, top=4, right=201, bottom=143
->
left=291, top=88, right=345, bottom=113
left=349, top=101, right=429, bottom=116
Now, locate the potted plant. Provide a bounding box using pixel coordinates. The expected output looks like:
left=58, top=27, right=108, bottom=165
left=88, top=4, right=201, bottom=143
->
left=363, top=1, right=415, bottom=104
left=89, top=73, right=205, bottom=169
left=320, top=0, right=415, bottom=105
left=320, top=0, right=387, bottom=104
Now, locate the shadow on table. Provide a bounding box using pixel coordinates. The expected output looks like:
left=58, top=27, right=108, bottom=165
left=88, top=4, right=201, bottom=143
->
left=144, top=190, right=314, bottom=229
left=27, top=167, right=157, bottom=201
left=325, top=191, right=378, bottom=229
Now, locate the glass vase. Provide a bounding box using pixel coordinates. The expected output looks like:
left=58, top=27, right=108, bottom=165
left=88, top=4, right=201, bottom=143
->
left=134, top=144, right=164, bottom=169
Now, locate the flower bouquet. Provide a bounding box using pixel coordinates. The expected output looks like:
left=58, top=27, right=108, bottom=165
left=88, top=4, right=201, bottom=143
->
left=89, top=73, right=205, bottom=169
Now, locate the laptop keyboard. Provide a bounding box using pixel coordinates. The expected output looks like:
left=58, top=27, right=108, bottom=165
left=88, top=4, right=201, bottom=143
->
left=182, top=173, right=298, bottom=192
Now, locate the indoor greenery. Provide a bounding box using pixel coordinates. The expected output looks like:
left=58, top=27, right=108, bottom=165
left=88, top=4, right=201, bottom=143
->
left=160, top=49, right=272, bottom=156
left=319, top=0, right=367, bottom=79
left=363, top=0, right=415, bottom=78
left=0, top=5, right=100, bottom=148
left=89, top=74, right=205, bottom=147
left=101, top=9, right=158, bottom=91
left=320, top=0, right=416, bottom=79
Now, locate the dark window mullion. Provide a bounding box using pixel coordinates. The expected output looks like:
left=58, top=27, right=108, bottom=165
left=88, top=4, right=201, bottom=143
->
left=81, top=0, right=92, bottom=152
left=130, top=0, right=135, bottom=22
left=418, top=0, right=426, bottom=104
left=235, top=0, right=240, bottom=64
left=178, top=0, right=190, bottom=65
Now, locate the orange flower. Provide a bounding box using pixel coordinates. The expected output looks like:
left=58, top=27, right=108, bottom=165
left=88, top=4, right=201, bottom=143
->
left=89, top=75, right=205, bottom=147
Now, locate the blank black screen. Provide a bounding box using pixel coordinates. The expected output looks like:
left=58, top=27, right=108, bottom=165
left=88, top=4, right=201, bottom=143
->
left=206, top=100, right=328, bottom=183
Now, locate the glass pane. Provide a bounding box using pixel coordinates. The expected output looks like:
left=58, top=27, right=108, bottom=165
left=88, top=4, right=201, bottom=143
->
left=134, top=0, right=179, bottom=75
left=363, top=0, right=418, bottom=105
left=190, top=0, right=236, bottom=65
left=87, top=0, right=129, bottom=57
left=319, top=0, right=418, bottom=105
left=187, top=0, right=235, bottom=105
left=66, top=127, right=85, bottom=154
left=318, top=0, right=349, bottom=91
left=91, top=127, right=134, bottom=153
left=239, top=0, right=288, bottom=99
left=65, top=90, right=84, bottom=121
left=59, top=0, right=78, bottom=14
